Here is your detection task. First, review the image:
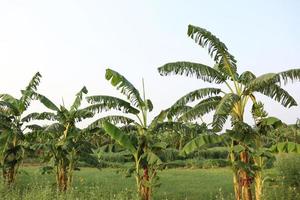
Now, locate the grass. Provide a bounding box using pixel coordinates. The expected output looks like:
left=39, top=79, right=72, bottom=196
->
left=1, top=166, right=299, bottom=200
left=0, top=167, right=234, bottom=200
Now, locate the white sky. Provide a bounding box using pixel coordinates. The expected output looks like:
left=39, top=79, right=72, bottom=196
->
left=0, top=0, right=299, bottom=127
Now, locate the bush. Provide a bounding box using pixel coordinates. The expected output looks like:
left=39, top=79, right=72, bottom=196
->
left=274, top=153, right=300, bottom=188
left=185, top=159, right=229, bottom=169
left=188, top=147, right=228, bottom=160
left=160, top=148, right=183, bottom=162
left=202, top=159, right=229, bottom=168
left=163, top=160, right=186, bottom=169
left=96, top=151, right=132, bottom=163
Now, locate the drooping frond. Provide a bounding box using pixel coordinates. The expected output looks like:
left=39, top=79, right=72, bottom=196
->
left=25, top=124, right=43, bottom=131
left=74, top=109, right=94, bottom=122
left=245, top=73, right=280, bottom=92
left=253, top=84, right=297, bottom=108
left=187, top=25, right=237, bottom=76
left=22, top=112, right=57, bottom=122
left=0, top=114, right=11, bottom=130
left=238, top=71, right=256, bottom=85
left=0, top=94, right=20, bottom=109
left=166, top=105, right=192, bottom=120
left=70, top=86, right=88, bottom=111
left=278, top=68, right=300, bottom=84
left=158, top=61, right=225, bottom=83
left=246, top=69, right=300, bottom=91
left=86, top=95, right=139, bottom=114
left=0, top=101, right=20, bottom=116
left=102, top=121, right=137, bottom=154
left=212, top=94, right=240, bottom=131
left=179, top=96, right=222, bottom=121
left=105, top=69, right=144, bottom=108
left=87, top=115, right=135, bottom=130
left=44, top=123, right=65, bottom=133
left=31, top=92, right=60, bottom=111
left=181, top=134, right=221, bottom=155
left=152, top=121, right=194, bottom=135
left=171, top=87, right=222, bottom=107
left=120, top=124, right=138, bottom=133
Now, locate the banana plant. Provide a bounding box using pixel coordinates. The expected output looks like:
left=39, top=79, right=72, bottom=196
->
left=163, top=105, right=213, bottom=151
left=158, top=24, right=300, bottom=200
left=250, top=102, right=286, bottom=200
left=29, top=87, right=97, bottom=191
left=0, top=72, right=41, bottom=186
left=87, top=69, right=181, bottom=200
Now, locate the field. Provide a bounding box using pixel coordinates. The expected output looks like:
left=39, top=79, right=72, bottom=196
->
left=0, top=167, right=234, bottom=200
left=1, top=166, right=299, bottom=200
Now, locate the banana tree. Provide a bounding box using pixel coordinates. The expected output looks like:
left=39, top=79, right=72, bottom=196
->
left=252, top=104, right=300, bottom=200
left=0, top=72, right=41, bottom=186
left=29, top=87, right=97, bottom=191
left=250, top=102, right=286, bottom=200
left=163, top=105, right=211, bottom=150
left=86, top=69, right=178, bottom=200
left=158, top=24, right=300, bottom=200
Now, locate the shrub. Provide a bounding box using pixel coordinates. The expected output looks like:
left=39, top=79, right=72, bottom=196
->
left=163, top=160, right=186, bottom=169
left=96, top=151, right=132, bottom=163
left=160, top=148, right=183, bottom=162
left=202, top=159, right=229, bottom=168
left=185, top=159, right=229, bottom=169
left=274, top=153, right=300, bottom=188
left=188, top=147, right=228, bottom=160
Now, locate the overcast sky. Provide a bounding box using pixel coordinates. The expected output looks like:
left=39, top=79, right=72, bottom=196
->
left=0, top=0, right=299, bottom=127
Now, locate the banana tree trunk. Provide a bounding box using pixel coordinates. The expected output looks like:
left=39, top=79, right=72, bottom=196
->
left=67, top=162, right=73, bottom=189
left=67, top=151, right=75, bottom=189
left=58, top=167, right=68, bottom=191
left=233, top=171, right=241, bottom=200
left=254, top=156, right=263, bottom=200
left=230, top=142, right=241, bottom=200
left=240, top=151, right=252, bottom=200
left=57, top=161, right=68, bottom=192
left=141, top=167, right=150, bottom=200
left=2, top=166, right=17, bottom=186
left=254, top=171, right=262, bottom=200
left=134, top=158, right=142, bottom=199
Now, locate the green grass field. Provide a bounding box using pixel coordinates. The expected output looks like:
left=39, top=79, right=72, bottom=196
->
left=1, top=167, right=234, bottom=200
left=0, top=166, right=299, bottom=200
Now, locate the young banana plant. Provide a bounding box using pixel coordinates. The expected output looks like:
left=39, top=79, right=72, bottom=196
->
left=0, top=72, right=41, bottom=186
left=86, top=69, right=178, bottom=200
left=250, top=102, right=286, bottom=200
left=158, top=24, right=300, bottom=200
left=28, top=86, right=97, bottom=191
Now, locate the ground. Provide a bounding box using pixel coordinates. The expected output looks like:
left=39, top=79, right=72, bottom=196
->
left=0, top=166, right=298, bottom=200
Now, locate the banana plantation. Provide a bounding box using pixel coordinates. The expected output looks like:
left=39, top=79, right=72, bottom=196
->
left=1, top=25, right=300, bottom=200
